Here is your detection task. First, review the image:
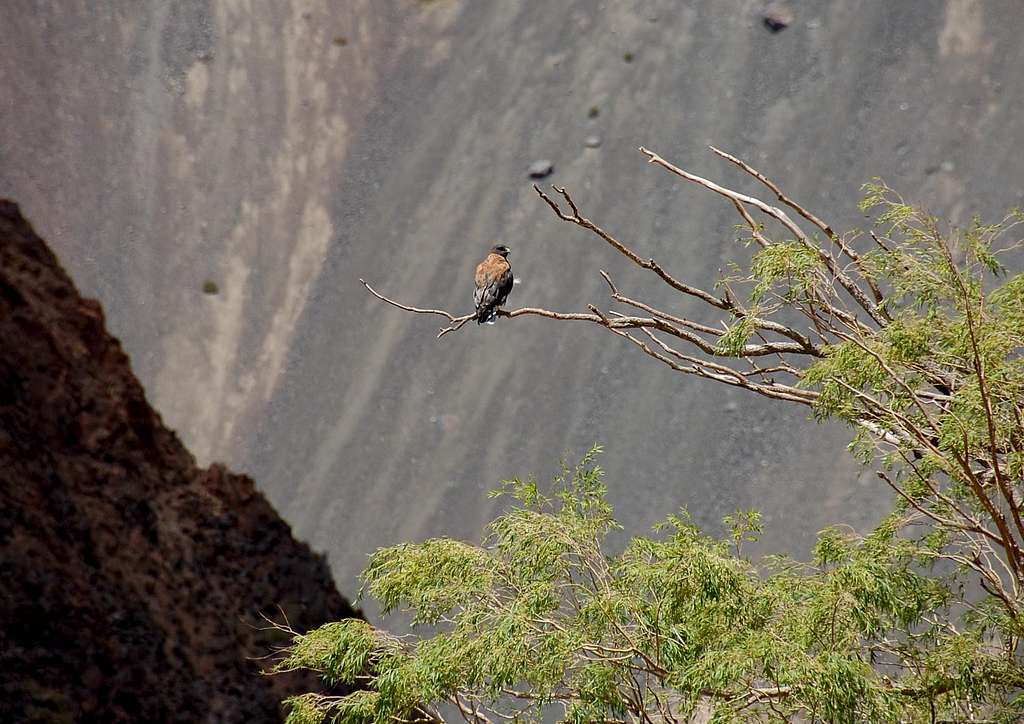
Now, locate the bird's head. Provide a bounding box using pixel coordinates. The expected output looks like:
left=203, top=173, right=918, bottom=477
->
left=490, top=243, right=511, bottom=258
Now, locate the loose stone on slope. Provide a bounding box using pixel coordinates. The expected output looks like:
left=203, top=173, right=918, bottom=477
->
left=528, top=159, right=554, bottom=179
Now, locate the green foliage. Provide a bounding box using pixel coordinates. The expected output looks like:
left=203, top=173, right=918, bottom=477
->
left=364, top=540, right=496, bottom=625
left=278, top=449, right=1017, bottom=721
left=750, top=240, right=821, bottom=303
left=274, top=619, right=380, bottom=686
left=714, top=315, right=757, bottom=356
left=282, top=693, right=331, bottom=724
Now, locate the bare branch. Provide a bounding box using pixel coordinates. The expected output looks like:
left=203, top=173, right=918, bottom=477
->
left=636, top=327, right=815, bottom=402
left=639, top=146, right=887, bottom=327
left=535, top=185, right=824, bottom=353
left=599, top=270, right=724, bottom=338
left=709, top=146, right=839, bottom=251
left=532, top=183, right=733, bottom=312
left=602, top=323, right=816, bottom=406
left=731, top=199, right=772, bottom=249
left=361, top=278, right=477, bottom=337
left=638, top=147, right=812, bottom=245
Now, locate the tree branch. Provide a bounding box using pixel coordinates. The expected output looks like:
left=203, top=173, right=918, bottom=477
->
left=361, top=279, right=477, bottom=337
left=534, top=184, right=824, bottom=353
left=639, top=146, right=887, bottom=327
left=532, top=183, right=733, bottom=312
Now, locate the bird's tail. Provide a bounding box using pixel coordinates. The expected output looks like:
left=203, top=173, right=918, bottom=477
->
left=476, top=307, right=497, bottom=325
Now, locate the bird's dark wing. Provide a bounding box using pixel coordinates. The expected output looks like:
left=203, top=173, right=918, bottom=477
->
left=493, top=267, right=513, bottom=306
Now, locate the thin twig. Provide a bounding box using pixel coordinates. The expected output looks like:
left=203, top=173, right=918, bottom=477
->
left=533, top=183, right=733, bottom=311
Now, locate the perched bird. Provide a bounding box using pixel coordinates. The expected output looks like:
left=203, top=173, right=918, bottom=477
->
left=474, top=244, right=513, bottom=324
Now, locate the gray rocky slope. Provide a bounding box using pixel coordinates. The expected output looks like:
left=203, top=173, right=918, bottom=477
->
left=4, top=1, right=1024, bottom=601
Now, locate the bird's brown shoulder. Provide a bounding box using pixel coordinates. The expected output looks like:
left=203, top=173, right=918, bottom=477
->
left=475, top=253, right=511, bottom=286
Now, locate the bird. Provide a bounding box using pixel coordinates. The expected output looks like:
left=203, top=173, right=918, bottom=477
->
left=474, top=244, right=513, bottom=325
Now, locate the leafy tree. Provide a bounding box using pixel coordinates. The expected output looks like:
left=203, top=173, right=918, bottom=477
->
left=279, top=147, right=1024, bottom=721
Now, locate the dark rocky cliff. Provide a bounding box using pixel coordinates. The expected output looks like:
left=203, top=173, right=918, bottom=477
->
left=0, top=200, right=356, bottom=722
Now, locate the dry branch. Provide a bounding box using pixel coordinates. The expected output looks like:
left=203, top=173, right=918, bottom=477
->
left=532, top=183, right=733, bottom=312
left=361, top=278, right=476, bottom=338
left=640, top=146, right=886, bottom=328
left=360, top=148, right=856, bottom=407
left=532, top=183, right=823, bottom=353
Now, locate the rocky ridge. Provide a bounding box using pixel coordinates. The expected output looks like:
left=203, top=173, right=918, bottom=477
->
left=0, top=199, right=356, bottom=722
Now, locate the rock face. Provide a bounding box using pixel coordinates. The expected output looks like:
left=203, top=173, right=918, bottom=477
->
left=0, top=200, right=356, bottom=722
left=4, top=2, right=1024, bottom=605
